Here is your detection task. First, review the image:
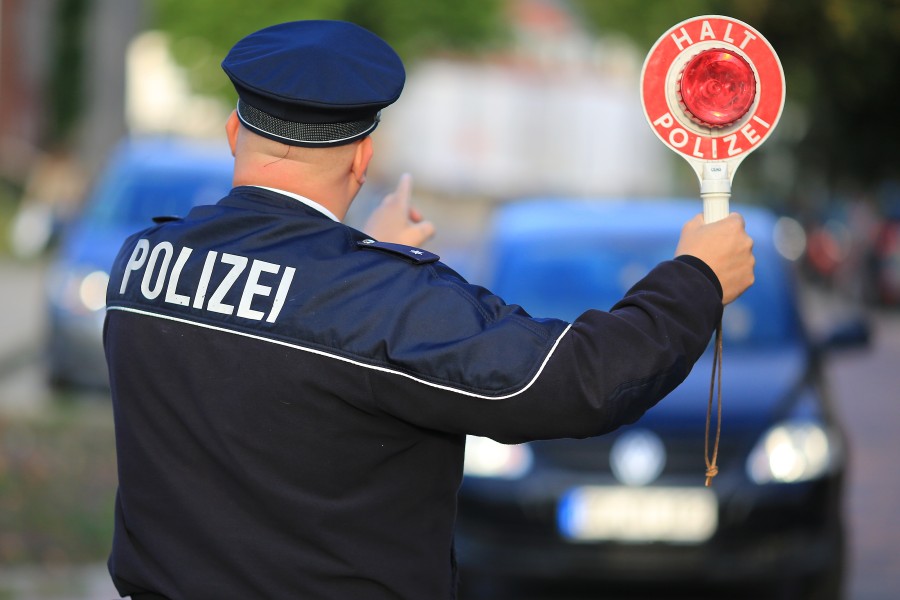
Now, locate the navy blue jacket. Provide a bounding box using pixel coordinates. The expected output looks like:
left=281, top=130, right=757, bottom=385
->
left=104, top=186, right=723, bottom=599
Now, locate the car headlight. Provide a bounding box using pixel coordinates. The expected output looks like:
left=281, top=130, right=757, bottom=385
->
left=746, top=420, right=840, bottom=484
left=49, top=268, right=110, bottom=314
left=463, top=436, right=533, bottom=479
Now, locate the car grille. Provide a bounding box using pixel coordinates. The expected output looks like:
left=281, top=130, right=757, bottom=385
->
left=528, top=430, right=748, bottom=477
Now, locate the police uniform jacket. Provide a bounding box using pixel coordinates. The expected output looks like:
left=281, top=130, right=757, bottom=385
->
left=104, top=186, right=724, bottom=600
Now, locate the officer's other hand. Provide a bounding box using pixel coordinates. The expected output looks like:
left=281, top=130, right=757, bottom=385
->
left=363, top=174, right=436, bottom=247
left=675, top=213, right=755, bottom=305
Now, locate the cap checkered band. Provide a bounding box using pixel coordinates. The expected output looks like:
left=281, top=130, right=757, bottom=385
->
left=237, top=100, right=379, bottom=146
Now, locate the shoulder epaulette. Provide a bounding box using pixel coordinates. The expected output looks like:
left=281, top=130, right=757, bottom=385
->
left=356, top=239, right=440, bottom=264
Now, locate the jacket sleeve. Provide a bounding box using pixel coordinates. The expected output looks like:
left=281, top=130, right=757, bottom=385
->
left=367, top=258, right=723, bottom=443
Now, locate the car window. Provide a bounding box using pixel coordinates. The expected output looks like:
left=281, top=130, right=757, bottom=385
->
left=84, top=166, right=231, bottom=230
left=489, top=232, right=802, bottom=348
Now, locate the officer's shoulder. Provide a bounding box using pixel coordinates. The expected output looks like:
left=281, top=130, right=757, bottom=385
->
left=356, top=238, right=439, bottom=265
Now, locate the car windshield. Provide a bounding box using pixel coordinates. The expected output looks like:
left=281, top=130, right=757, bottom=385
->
left=83, top=165, right=231, bottom=230
left=489, top=232, right=802, bottom=348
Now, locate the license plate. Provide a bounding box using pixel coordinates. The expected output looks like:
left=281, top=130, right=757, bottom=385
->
left=558, top=486, right=717, bottom=544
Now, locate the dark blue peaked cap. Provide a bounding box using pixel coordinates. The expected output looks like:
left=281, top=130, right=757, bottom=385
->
left=222, top=20, right=405, bottom=147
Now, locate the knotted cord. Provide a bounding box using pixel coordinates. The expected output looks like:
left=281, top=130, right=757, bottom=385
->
left=705, top=319, right=724, bottom=487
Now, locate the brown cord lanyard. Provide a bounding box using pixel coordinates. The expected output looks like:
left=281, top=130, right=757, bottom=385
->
left=704, top=319, right=723, bottom=487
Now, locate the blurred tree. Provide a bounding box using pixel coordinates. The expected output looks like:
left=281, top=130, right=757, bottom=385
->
left=149, top=0, right=508, bottom=102
left=571, top=0, right=900, bottom=198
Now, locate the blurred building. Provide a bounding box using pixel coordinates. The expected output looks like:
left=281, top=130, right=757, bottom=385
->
left=0, top=0, right=143, bottom=184
left=0, top=0, right=47, bottom=181
left=378, top=0, right=674, bottom=198
left=125, top=30, right=230, bottom=140
left=1, top=0, right=143, bottom=257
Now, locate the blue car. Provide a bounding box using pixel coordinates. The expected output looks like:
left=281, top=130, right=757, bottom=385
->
left=456, top=199, right=866, bottom=599
left=45, top=137, right=234, bottom=388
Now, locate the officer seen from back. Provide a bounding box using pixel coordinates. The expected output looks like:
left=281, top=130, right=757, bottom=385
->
left=104, top=19, right=754, bottom=600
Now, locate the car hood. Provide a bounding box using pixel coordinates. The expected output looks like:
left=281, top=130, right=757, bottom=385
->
left=636, top=343, right=809, bottom=435
left=56, top=222, right=139, bottom=273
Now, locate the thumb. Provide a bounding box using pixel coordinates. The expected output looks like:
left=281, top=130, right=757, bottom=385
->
left=684, top=213, right=705, bottom=231
left=392, top=173, right=413, bottom=208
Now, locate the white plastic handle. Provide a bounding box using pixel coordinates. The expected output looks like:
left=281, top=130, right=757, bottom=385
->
left=699, top=162, right=731, bottom=223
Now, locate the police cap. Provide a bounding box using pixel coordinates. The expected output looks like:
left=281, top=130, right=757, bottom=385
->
left=222, top=20, right=405, bottom=147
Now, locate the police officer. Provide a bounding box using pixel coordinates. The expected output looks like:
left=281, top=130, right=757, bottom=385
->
left=104, top=20, right=754, bottom=600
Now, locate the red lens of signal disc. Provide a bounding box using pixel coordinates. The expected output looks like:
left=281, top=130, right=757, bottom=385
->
left=679, top=49, right=756, bottom=127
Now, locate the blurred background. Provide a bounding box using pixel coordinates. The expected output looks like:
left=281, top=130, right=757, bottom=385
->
left=0, top=0, right=898, bottom=598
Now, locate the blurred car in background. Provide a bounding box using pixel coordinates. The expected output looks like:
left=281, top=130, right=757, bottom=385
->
left=45, top=137, right=233, bottom=388
left=456, top=199, right=868, bottom=600
left=872, top=216, right=900, bottom=306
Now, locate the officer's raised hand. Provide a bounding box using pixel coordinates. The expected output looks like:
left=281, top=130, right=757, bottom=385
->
left=675, top=213, right=755, bottom=305
left=363, top=173, right=435, bottom=247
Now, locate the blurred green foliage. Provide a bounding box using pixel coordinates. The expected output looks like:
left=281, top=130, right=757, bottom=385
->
left=148, top=0, right=509, bottom=103
left=0, top=403, right=117, bottom=565
left=0, top=183, right=22, bottom=257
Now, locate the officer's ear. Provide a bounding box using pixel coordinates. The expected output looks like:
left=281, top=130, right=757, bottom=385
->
left=225, top=111, right=241, bottom=156
left=351, top=136, right=373, bottom=185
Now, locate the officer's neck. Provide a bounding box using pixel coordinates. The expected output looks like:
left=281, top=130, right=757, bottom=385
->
left=233, top=156, right=353, bottom=221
